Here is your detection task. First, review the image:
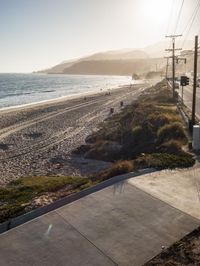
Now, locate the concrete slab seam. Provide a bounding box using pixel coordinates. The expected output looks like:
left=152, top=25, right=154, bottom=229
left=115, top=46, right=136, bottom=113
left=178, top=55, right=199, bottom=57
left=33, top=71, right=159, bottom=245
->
left=55, top=211, right=119, bottom=266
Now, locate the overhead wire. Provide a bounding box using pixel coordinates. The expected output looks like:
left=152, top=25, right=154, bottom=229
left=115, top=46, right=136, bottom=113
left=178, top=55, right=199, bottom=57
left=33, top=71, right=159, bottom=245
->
left=165, top=0, right=185, bottom=76
left=182, top=0, right=200, bottom=48
left=166, top=0, right=176, bottom=36
left=174, top=0, right=185, bottom=34
left=166, top=0, right=181, bottom=50
left=182, top=0, right=200, bottom=34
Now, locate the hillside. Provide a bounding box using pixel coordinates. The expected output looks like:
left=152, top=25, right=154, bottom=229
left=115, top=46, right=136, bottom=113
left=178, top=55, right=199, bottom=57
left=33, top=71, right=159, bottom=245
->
left=62, top=58, right=165, bottom=76
left=37, top=49, right=150, bottom=75
left=36, top=40, right=195, bottom=76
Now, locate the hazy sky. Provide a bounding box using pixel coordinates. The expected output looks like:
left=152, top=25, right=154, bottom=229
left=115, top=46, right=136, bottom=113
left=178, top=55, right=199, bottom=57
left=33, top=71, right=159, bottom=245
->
left=0, top=0, right=199, bottom=72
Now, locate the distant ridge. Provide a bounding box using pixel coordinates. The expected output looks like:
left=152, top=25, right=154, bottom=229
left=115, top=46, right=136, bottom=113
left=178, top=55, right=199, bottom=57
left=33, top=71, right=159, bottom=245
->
left=36, top=40, right=194, bottom=76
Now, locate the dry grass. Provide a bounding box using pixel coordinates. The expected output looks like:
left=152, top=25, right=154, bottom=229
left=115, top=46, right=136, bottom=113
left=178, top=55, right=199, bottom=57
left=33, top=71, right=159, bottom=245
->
left=99, top=160, right=134, bottom=181
left=157, top=122, right=187, bottom=144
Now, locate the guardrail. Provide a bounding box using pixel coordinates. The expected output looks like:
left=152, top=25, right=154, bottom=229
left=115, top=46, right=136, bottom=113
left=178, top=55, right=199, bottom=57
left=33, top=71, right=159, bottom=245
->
left=166, top=79, right=199, bottom=129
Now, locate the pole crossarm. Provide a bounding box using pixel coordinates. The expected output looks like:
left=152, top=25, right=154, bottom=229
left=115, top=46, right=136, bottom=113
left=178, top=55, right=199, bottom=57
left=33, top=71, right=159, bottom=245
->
left=165, top=34, right=182, bottom=38
left=165, top=48, right=182, bottom=51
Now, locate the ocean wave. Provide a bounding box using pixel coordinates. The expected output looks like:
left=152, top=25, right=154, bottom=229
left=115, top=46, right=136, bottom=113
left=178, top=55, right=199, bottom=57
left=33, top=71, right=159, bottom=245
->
left=0, top=92, right=33, bottom=99
left=40, top=90, right=56, bottom=93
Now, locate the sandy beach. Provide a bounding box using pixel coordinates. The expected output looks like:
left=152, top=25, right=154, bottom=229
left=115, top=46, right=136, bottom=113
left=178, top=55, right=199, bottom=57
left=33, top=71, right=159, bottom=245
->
left=0, top=83, right=148, bottom=185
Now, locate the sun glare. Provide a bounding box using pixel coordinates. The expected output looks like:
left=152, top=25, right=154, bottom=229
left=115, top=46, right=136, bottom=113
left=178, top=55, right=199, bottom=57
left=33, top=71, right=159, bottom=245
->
left=140, top=0, right=172, bottom=24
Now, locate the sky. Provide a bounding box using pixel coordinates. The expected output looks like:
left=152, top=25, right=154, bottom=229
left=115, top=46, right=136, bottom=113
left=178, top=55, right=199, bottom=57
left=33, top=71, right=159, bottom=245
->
left=0, top=0, right=200, bottom=73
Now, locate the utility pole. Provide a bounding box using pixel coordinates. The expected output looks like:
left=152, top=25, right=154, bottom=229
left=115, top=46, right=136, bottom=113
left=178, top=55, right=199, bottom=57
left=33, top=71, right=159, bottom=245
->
left=165, top=57, right=169, bottom=78
left=165, top=35, right=182, bottom=97
left=192, top=35, right=198, bottom=127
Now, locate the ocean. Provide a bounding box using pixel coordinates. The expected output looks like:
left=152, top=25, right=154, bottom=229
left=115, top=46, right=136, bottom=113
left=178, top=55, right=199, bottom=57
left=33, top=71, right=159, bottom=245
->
left=0, top=73, right=132, bottom=110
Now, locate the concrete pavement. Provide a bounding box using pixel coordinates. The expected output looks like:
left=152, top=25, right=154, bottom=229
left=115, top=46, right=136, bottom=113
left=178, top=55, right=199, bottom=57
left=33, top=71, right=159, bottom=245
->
left=0, top=169, right=199, bottom=266
left=130, top=166, right=200, bottom=220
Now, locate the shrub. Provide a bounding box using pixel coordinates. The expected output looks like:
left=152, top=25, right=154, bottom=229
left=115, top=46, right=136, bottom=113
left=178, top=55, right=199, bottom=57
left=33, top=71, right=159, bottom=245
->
left=85, top=140, right=122, bottom=161
left=99, top=160, right=134, bottom=181
left=134, top=153, right=195, bottom=170
left=147, top=111, right=180, bottom=130
left=0, top=204, right=26, bottom=223
left=132, top=125, right=143, bottom=137
left=158, top=140, right=183, bottom=155
left=0, top=175, right=92, bottom=224
left=157, top=122, right=187, bottom=144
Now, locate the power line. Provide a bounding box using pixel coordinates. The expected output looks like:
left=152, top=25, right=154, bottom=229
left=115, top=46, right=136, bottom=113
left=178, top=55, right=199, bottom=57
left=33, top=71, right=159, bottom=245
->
left=166, top=0, right=176, bottom=36
left=182, top=0, right=200, bottom=48
left=182, top=0, right=199, bottom=34
left=174, top=0, right=185, bottom=34
left=166, top=0, right=184, bottom=50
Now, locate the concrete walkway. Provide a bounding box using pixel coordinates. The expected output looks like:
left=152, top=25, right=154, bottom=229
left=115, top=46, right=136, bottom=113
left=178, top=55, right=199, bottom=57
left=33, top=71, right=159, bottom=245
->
left=0, top=169, right=200, bottom=266
left=130, top=165, right=200, bottom=220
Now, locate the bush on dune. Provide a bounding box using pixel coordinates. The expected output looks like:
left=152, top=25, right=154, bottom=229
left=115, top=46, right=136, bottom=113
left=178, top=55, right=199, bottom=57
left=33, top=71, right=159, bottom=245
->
left=134, top=153, right=194, bottom=170
left=99, top=160, right=134, bottom=181
left=157, top=122, right=187, bottom=144
left=85, top=140, right=122, bottom=161
left=0, top=175, right=91, bottom=223
left=158, top=140, right=184, bottom=155
left=75, top=80, right=194, bottom=177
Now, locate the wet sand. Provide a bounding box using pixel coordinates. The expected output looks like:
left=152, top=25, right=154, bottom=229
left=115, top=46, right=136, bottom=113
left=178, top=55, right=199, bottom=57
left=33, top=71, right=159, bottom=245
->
left=0, top=83, right=148, bottom=185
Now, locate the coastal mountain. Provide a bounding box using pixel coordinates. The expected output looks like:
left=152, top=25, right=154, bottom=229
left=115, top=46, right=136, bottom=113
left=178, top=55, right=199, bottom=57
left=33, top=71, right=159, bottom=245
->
left=37, top=40, right=194, bottom=76
left=38, top=49, right=150, bottom=75
left=62, top=58, right=166, bottom=76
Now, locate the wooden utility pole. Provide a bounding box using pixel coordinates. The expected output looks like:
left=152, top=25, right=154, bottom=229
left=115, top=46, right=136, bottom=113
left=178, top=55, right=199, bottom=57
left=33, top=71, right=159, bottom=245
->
left=165, top=35, right=182, bottom=97
left=172, top=39, right=176, bottom=97
left=165, top=57, right=169, bottom=78
left=192, top=35, right=198, bottom=127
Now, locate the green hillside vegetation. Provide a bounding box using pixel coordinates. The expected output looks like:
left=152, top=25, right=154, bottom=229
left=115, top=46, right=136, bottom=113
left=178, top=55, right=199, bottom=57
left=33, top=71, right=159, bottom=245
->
left=0, top=176, right=92, bottom=223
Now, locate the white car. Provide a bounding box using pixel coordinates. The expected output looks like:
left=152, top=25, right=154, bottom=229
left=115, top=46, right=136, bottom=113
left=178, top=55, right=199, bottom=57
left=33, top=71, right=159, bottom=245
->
left=175, top=81, right=180, bottom=89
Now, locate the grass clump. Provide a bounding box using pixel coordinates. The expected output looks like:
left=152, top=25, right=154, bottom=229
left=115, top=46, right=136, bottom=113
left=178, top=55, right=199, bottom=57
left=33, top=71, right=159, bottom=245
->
left=10, top=175, right=89, bottom=193
left=157, top=122, right=187, bottom=144
left=135, top=153, right=195, bottom=170
left=158, top=140, right=184, bottom=155
left=85, top=140, right=122, bottom=161
left=99, top=160, right=134, bottom=181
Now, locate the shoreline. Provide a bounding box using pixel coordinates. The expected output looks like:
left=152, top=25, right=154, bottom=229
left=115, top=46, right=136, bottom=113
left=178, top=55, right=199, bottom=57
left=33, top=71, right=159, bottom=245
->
left=0, top=83, right=140, bottom=115
left=0, top=73, right=140, bottom=114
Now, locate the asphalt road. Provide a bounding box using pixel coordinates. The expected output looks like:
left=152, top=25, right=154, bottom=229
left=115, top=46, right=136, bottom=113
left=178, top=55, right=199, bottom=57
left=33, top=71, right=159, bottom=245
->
left=180, top=84, right=200, bottom=119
